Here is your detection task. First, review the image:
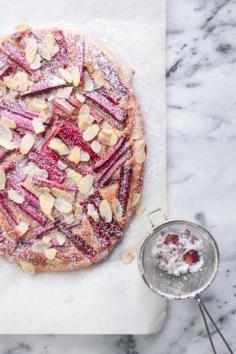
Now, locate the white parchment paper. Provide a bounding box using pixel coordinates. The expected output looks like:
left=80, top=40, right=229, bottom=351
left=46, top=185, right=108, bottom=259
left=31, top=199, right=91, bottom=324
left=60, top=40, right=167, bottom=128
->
left=0, top=0, right=166, bottom=334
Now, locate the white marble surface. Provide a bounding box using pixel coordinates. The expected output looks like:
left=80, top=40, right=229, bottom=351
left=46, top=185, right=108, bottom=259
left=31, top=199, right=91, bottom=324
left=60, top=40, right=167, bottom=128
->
left=1, top=0, right=236, bottom=352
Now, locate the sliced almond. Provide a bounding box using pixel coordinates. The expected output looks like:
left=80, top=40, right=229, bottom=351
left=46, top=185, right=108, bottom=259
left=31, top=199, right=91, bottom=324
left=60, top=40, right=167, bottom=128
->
left=59, top=68, right=73, bottom=83
left=79, top=104, right=90, bottom=116
left=25, top=38, right=38, bottom=64
left=14, top=23, right=30, bottom=32
left=39, top=110, right=48, bottom=123
left=55, top=197, right=72, bottom=214
left=49, top=137, right=69, bottom=155
left=93, top=70, right=105, bottom=89
left=20, top=133, right=35, bottom=155
left=68, top=146, right=80, bottom=164
left=39, top=34, right=56, bottom=61
left=42, top=235, right=52, bottom=245
left=99, top=199, right=112, bottom=223
left=14, top=71, right=29, bottom=92
left=39, top=192, right=55, bottom=220
left=57, top=161, right=67, bottom=170
left=63, top=212, right=75, bottom=225
left=91, top=140, right=101, bottom=153
left=83, top=124, right=99, bottom=142
left=111, top=198, right=123, bottom=221
left=8, top=189, right=24, bottom=204
left=84, top=72, right=94, bottom=91
left=51, top=188, right=74, bottom=203
left=78, top=114, right=94, bottom=131
left=80, top=150, right=90, bottom=162
left=0, top=138, right=17, bottom=150
left=56, top=233, right=66, bottom=246
left=19, top=261, right=35, bottom=274
left=72, top=66, right=80, bottom=87
left=16, top=221, right=29, bottom=236
left=122, top=250, right=135, bottom=264
left=32, top=241, right=49, bottom=253
left=26, top=97, right=47, bottom=112
left=87, top=203, right=99, bottom=221
left=79, top=174, right=94, bottom=195
left=55, top=86, right=73, bottom=99
left=44, top=248, right=57, bottom=260
left=75, top=92, right=85, bottom=103
left=30, top=53, right=42, bottom=70
left=0, top=166, right=6, bottom=190
left=32, top=118, right=45, bottom=134
left=0, top=121, right=13, bottom=141
left=66, top=169, right=82, bottom=187
left=74, top=204, right=83, bottom=219
left=3, top=76, right=18, bottom=90
left=98, top=127, right=118, bottom=146
left=1, top=117, right=17, bottom=129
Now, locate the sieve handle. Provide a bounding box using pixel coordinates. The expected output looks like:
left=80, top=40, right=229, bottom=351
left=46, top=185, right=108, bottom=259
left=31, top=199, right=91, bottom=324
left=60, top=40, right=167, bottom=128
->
left=145, top=207, right=168, bottom=229
left=196, top=295, right=234, bottom=353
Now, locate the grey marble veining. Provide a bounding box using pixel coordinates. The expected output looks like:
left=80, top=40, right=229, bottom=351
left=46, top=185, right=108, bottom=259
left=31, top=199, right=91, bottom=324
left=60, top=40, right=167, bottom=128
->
left=0, top=0, right=236, bottom=353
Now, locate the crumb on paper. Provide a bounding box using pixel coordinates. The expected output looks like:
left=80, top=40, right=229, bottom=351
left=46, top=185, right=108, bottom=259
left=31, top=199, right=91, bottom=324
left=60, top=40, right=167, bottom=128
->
left=122, top=250, right=136, bottom=264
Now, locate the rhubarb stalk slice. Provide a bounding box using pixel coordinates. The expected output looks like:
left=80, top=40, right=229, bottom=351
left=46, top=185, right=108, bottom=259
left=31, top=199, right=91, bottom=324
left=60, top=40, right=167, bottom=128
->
left=0, top=194, right=17, bottom=225
left=32, top=175, right=76, bottom=191
left=76, top=37, right=84, bottom=79
left=56, top=221, right=97, bottom=259
left=98, top=149, right=132, bottom=186
left=0, top=99, right=39, bottom=119
left=7, top=177, right=40, bottom=208
left=0, top=53, right=11, bottom=78
left=28, top=151, right=65, bottom=183
left=1, top=110, right=33, bottom=131
left=52, top=98, right=75, bottom=116
left=32, top=223, right=55, bottom=238
left=3, top=161, right=16, bottom=173
left=2, top=41, right=33, bottom=74
left=18, top=201, right=46, bottom=225
left=89, top=107, right=104, bottom=124
left=57, top=154, right=92, bottom=175
left=21, top=77, right=66, bottom=97
left=94, top=136, right=126, bottom=171
left=67, top=95, right=82, bottom=109
left=118, top=166, right=132, bottom=216
left=84, top=90, right=127, bottom=122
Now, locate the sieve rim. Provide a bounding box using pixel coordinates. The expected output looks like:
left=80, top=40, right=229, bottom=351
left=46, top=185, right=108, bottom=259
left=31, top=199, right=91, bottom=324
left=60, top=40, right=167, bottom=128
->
left=137, top=219, right=220, bottom=300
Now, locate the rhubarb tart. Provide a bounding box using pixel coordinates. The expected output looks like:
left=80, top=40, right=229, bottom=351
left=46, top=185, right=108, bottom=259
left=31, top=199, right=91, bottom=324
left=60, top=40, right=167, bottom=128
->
left=0, top=26, right=145, bottom=272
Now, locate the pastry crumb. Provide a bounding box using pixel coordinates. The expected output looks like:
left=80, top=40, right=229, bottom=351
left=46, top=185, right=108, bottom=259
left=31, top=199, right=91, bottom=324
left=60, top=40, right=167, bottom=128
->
left=122, top=250, right=135, bottom=264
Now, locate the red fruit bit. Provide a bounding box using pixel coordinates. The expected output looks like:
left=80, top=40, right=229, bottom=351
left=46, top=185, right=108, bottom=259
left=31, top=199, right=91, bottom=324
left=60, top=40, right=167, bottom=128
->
left=21, top=77, right=66, bottom=97
left=32, top=175, right=76, bottom=191
left=96, top=54, right=128, bottom=97
left=84, top=90, right=127, bottom=122
left=118, top=166, right=132, bottom=216
left=0, top=53, right=11, bottom=78
left=89, top=107, right=104, bottom=123
left=96, top=88, right=119, bottom=104
left=105, top=221, right=122, bottom=239
left=18, top=201, right=46, bottom=225
left=32, top=223, right=55, bottom=238
left=56, top=120, right=98, bottom=159
left=56, top=222, right=97, bottom=260
left=0, top=194, right=17, bottom=225
left=2, top=41, right=33, bottom=74
left=41, top=125, right=61, bottom=151
left=3, top=161, right=16, bottom=173
left=183, top=249, right=199, bottom=264
left=1, top=110, right=33, bottom=131
left=52, top=98, right=75, bottom=116
left=28, top=152, right=65, bottom=183
left=67, top=95, right=82, bottom=109
left=0, top=63, right=11, bottom=79
left=94, top=136, right=126, bottom=171
left=164, top=234, right=179, bottom=245
left=190, top=235, right=198, bottom=244
left=76, top=37, right=84, bottom=79
left=7, top=177, right=40, bottom=208
left=58, top=154, right=92, bottom=175
left=51, top=30, right=68, bottom=70
left=0, top=99, right=39, bottom=119
left=87, top=216, right=111, bottom=247
left=98, top=149, right=132, bottom=186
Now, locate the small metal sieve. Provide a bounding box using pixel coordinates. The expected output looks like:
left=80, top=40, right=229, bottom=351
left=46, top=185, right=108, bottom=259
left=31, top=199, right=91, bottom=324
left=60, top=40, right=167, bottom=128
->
left=137, top=208, right=234, bottom=354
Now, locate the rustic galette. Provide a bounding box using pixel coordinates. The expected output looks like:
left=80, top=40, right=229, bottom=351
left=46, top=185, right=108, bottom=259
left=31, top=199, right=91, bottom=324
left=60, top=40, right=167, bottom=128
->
left=0, top=26, right=145, bottom=272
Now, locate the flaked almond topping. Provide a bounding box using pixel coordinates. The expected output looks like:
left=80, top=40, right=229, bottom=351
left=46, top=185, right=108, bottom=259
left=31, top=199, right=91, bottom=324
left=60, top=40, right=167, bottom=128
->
left=75, top=92, right=85, bottom=103
left=74, top=204, right=83, bottom=219
left=80, top=150, right=90, bottom=162
left=16, top=221, right=29, bottom=236
left=78, top=114, right=94, bottom=131
left=26, top=97, right=47, bottom=112
left=87, top=203, right=99, bottom=221
left=72, top=66, right=81, bottom=87
left=79, top=103, right=90, bottom=116
left=122, top=250, right=135, bottom=264
left=56, top=86, right=73, bottom=99
left=25, top=37, right=38, bottom=64
left=93, top=70, right=105, bottom=89
left=55, top=197, right=72, bottom=214
left=39, top=192, right=55, bottom=220
left=83, top=124, right=99, bottom=142
left=0, top=138, right=17, bottom=150
left=8, top=189, right=25, bottom=204
left=0, top=166, right=6, bottom=190
left=44, top=248, right=57, bottom=260
left=3, top=76, right=18, bottom=90
left=51, top=188, right=74, bottom=203
left=79, top=174, right=94, bottom=195
left=111, top=198, right=123, bottom=221
left=66, top=169, right=82, bottom=187
left=68, top=146, right=80, bottom=164
left=39, top=110, right=48, bottom=123
left=20, top=133, right=35, bottom=155
left=91, top=140, right=101, bottom=153
left=14, top=71, right=29, bottom=92
left=14, top=23, right=30, bottom=31
left=84, top=72, right=94, bottom=91
left=0, top=121, right=13, bottom=141
left=57, top=161, right=67, bottom=170
left=39, top=34, right=57, bottom=61
left=42, top=235, right=52, bottom=245
left=32, top=118, right=45, bottom=134
left=56, top=232, right=66, bottom=246
left=98, top=128, right=118, bottom=146
left=58, top=68, right=73, bottom=83
left=19, top=261, right=35, bottom=274
left=32, top=241, right=49, bottom=253
left=49, top=138, right=70, bottom=155
left=99, top=199, right=112, bottom=223
left=1, top=117, right=16, bottom=129
left=63, top=212, right=74, bottom=225
left=30, top=53, right=42, bottom=70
